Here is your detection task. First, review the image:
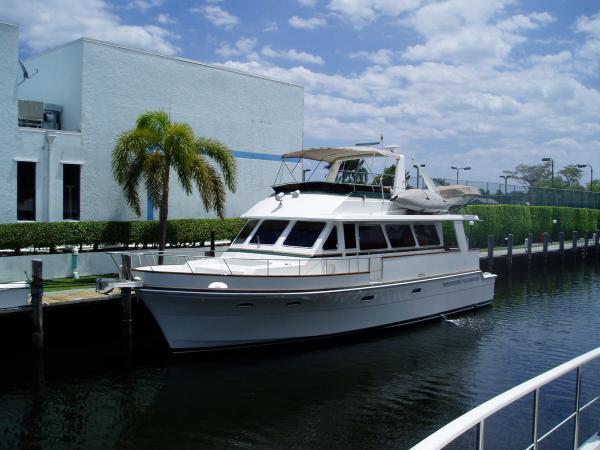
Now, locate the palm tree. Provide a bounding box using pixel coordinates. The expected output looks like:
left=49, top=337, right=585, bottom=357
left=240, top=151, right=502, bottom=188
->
left=112, top=110, right=237, bottom=259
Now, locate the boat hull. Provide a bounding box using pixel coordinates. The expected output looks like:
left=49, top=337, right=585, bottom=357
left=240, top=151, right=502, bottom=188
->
left=138, top=271, right=496, bottom=351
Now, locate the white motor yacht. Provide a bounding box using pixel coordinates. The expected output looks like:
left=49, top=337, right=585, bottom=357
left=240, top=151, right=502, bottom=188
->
left=128, top=146, right=496, bottom=351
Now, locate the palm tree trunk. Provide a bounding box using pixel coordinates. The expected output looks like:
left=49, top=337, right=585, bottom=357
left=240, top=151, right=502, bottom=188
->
left=158, top=170, right=170, bottom=265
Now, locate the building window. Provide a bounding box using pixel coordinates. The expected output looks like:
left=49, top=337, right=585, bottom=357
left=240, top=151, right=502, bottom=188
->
left=17, top=162, right=36, bottom=221
left=63, top=164, right=81, bottom=220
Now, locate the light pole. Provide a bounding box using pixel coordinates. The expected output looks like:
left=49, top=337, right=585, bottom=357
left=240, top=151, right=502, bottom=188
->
left=499, top=175, right=512, bottom=195
left=576, top=164, right=593, bottom=192
left=451, top=166, right=470, bottom=184
left=413, top=163, right=425, bottom=189
left=541, top=157, right=554, bottom=188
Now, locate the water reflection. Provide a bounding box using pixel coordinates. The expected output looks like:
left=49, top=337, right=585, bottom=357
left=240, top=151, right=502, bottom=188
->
left=0, top=263, right=599, bottom=449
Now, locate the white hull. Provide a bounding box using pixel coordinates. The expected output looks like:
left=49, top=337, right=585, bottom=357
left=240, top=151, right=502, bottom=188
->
left=138, top=271, right=496, bottom=351
left=0, top=282, right=30, bottom=309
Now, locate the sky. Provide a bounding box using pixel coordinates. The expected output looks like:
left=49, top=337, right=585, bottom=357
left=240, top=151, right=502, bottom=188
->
left=3, top=0, right=600, bottom=183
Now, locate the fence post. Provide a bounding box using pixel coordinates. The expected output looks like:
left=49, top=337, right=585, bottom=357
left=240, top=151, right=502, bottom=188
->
left=572, top=231, right=578, bottom=257
left=559, top=232, right=565, bottom=262
left=487, top=235, right=494, bottom=272
left=31, top=259, right=44, bottom=350
left=527, top=233, right=533, bottom=265
left=507, top=234, right=513, bottom=270
left=543, top=232, right=549, bottom=265
left=120, top=254, right=132, bottom=336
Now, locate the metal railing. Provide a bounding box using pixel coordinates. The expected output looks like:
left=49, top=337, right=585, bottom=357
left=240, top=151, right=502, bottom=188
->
left=411, top=347, right=600, bottom=450
left=107, top=251, right=374, bottom=277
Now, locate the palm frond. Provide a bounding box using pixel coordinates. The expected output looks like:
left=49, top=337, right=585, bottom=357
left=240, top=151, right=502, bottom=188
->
left=143, top=152, right=165, bottom=209
left=165, top=122, right=196, bottom=194
left=136, top=110, right=170, bottom=143
left=196, top=137, right=237, bottom=192
left=112, top=129, right=154, bottom=215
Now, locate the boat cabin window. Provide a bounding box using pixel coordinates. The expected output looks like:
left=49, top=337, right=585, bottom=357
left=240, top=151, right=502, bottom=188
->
left=233, top=220, right=258, bottom=244
left=358, top=224, right=388, bottom=251
left=323, top=226, right=338, bottom=251
left=414, top=224, right=441, bottom=247
left=284, top=221, right=326, bottom=248
left=385, top=224, right=415, bottom=248
left=343, top=223, right=356, bottom=250
left=250, top=220, right=289, bottom=245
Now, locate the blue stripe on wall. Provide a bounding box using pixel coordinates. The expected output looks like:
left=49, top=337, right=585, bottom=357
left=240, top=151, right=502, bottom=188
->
left=231, top=150, right=282, bottom=161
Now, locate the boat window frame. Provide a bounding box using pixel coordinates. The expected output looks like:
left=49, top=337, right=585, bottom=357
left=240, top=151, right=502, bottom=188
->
left=248, top=219, right=291, bottom=247
left=231, top=219, right=260, bottom=246
left=319, top=223, right=341, bottom=254
left=384, top=223, right=417, bottom=249
left=413, top=223, right=443, bottom=248
left=357, top=223, right=390, bottom=252
left=342, top=222, right=358, bottom=256
left=282, top=220, right=327, bottom=249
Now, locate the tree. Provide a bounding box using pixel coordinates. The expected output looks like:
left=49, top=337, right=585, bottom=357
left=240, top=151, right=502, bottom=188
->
left=558, top=164, right=583, bottom=187
left=511, top=163, right=551, bottom=187
left=433, top=177, right=450, bottom=186
left=112, top=110, right=237, bottom=258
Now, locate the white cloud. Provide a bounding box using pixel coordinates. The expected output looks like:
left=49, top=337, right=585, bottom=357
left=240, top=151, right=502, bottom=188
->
left=2, top=0, right=180, bottom=55
left=261, top=46, right=325, bottom=65
left=195, top=5, right=239, bottom=29
left=127, top=0, right=164, bottom=12
left=348, top=49, right=394, bottom=65
left=575, top=13, right=600, bottom=37
left=289, top=16, right=327, bottom=29
left=216, top=37, right=257, bottom=58
left=529, top=50, right=571, bottom=65
left=328, top=0, right=423, bottom=28
left=156, top=13, right=176, bottom=25
left=297, top=0, right=318, bottom=6
left=263, top=21, right=278, bottom=32
left=498, top=12, right=555, bottom=32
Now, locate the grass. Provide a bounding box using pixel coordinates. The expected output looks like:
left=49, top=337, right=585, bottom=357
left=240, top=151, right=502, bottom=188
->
left=42, top=274, right=118, bottom=292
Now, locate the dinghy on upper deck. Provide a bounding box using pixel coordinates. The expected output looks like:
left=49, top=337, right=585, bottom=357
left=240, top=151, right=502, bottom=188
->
left=275, top=146, right=479, bottom=213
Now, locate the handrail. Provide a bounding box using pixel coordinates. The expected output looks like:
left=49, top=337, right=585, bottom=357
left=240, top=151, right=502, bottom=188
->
left=411, top=347, right=600, bottom=450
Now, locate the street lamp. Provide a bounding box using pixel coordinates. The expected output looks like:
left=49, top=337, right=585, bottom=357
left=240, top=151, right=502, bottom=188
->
left=450, top=166, right=471, bottom=185
left=577, top=164, right=593, bottom=191
left=499, top=174, right=512, bottom=195
left=413, top=163, right=425, bottom=189
left=541, top=157, right=554, bottom=188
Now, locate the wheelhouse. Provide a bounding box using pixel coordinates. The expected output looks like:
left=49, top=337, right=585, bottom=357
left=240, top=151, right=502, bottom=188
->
left=228, top=219, right=452, bottom=257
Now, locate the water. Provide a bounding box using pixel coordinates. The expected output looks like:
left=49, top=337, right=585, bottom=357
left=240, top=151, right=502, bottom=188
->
left=1, top=263, right=600, bottom=449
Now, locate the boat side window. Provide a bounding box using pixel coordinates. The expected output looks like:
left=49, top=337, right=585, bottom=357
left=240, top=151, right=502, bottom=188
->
left=343, top=223, right=356, bottom=250
left=323, top=225, right=338, bottom=251
left=250, top=220, right=289, bottom=245
left=414, top=224, right=441, bottom=247
left=284, top=221, right=326, bottom=248
left=385, top=224, right=415, bottom=248
left=358, top=224, right=388, bottom=251
left=233, top=220, right=258, bottom=244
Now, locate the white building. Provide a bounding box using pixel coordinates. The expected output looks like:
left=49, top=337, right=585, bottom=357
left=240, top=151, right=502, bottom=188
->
left=0, top=22, right=304, bottom=223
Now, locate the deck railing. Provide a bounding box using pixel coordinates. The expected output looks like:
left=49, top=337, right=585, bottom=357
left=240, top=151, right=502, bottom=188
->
left=107, top=251, right=374, bottom=277
left=411, top=347, right=600, bottom=450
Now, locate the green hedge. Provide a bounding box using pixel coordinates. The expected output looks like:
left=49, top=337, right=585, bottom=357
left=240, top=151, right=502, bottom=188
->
left=0, top=218, right=246, bottom=254
left=464, top=205, right=600, bottom=247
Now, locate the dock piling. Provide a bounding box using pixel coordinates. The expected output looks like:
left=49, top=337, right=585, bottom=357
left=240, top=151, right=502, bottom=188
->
left=584, top=231, right=589, bottom=259
left=120, top=254, right=133, bottom=336
left=507, top=234, right=513, bottom=269
left=543, top=232, right=549, bottom=265
left=487, top=235, right=494, bottom=272
left=527, top=233, right=533, bottom=265
left=31, top=259, right=44, bottom=350
left=572, top=231, right=578, bottom=258
left=208, top=230, right=216, bottom=257
left=559, top=232, right=565, bottom=261
left=595, top=230, right=599, bottom=258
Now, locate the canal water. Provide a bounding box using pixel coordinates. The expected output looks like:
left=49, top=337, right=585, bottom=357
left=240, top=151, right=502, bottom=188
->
left=1, top=262, right=599, bottom=449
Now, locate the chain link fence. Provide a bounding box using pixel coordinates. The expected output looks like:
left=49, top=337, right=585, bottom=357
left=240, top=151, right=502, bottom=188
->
left=414, top=177, right=600, bottom=209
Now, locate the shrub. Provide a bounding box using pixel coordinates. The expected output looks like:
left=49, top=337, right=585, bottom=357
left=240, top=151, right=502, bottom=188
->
left=0, top=218, right=245, bottom=254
